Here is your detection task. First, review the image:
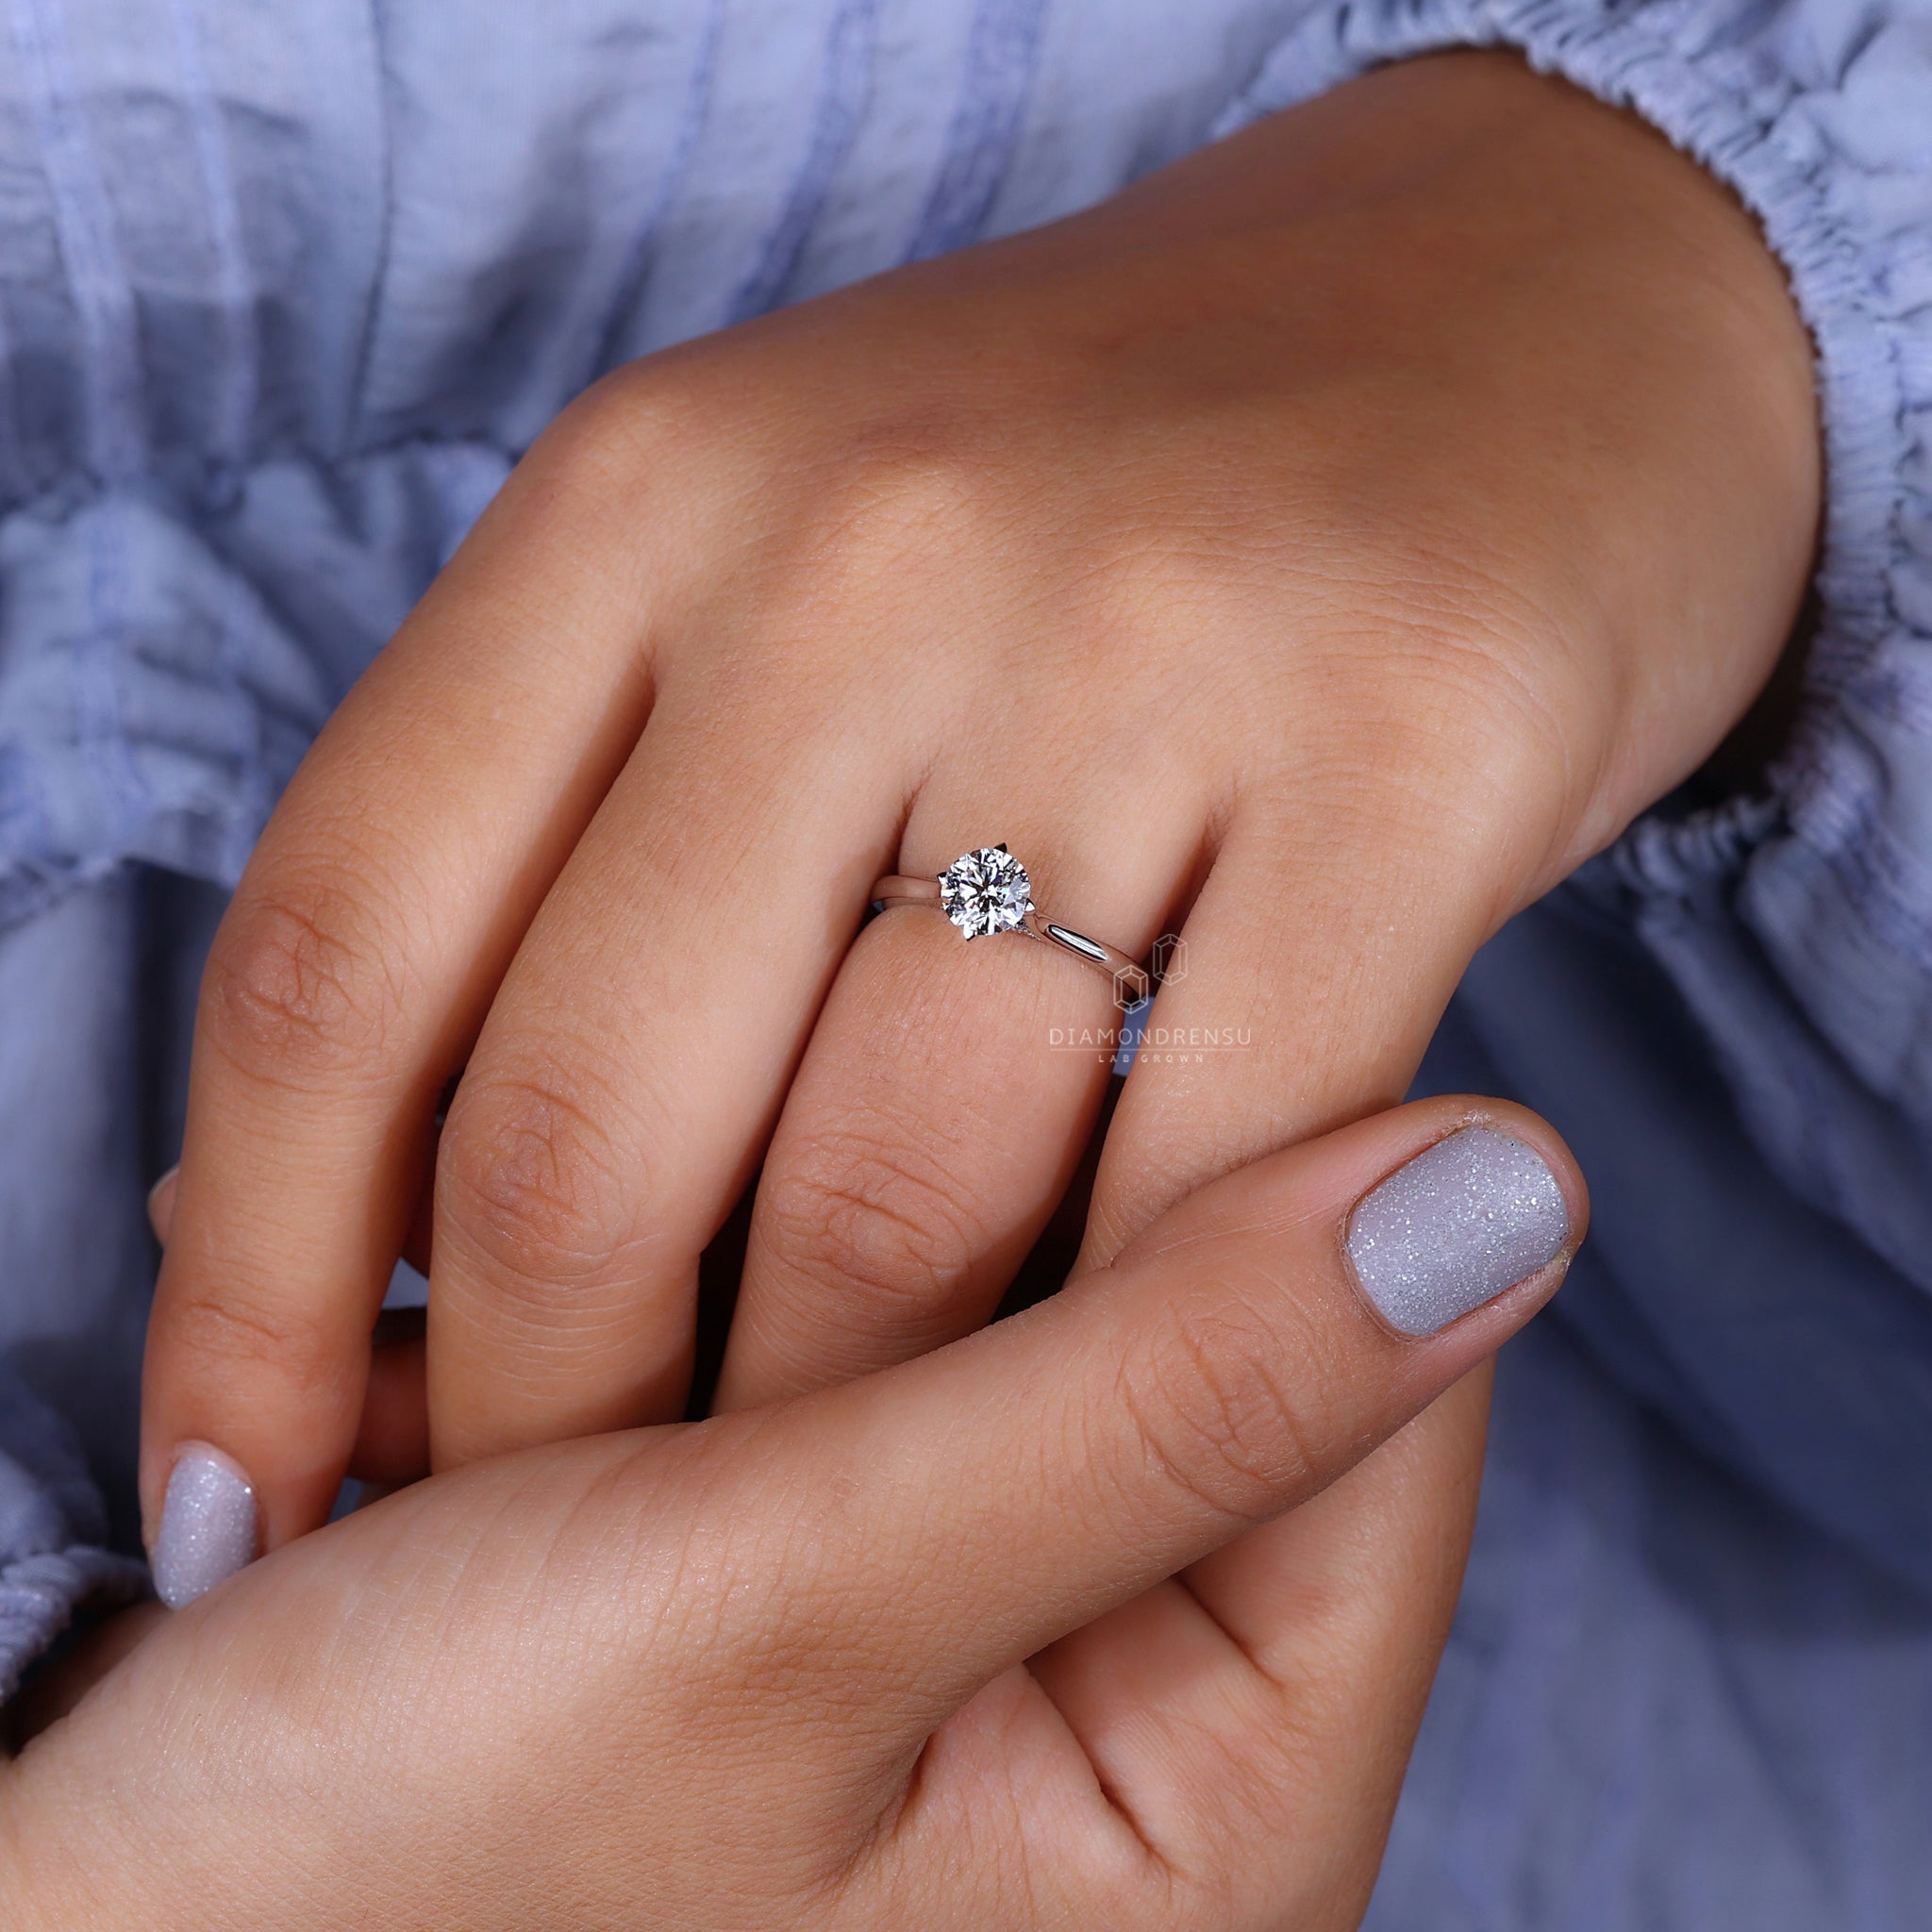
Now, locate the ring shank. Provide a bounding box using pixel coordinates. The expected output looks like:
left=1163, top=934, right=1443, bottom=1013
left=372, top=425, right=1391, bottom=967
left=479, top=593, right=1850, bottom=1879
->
left=870, top=875, right=1151, bottom=1004
left=870, top=876, right=941, bottom=906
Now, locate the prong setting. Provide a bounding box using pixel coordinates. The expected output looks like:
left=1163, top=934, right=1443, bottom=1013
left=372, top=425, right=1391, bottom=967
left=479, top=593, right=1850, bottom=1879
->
left=938, top=846, right=1033, bottom=939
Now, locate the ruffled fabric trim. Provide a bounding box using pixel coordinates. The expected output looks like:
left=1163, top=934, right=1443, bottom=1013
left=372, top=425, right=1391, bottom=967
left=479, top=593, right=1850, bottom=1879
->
left=0, top=1374, right=150, bottom=1707
left=0, top=1544, right=149, bottom=1706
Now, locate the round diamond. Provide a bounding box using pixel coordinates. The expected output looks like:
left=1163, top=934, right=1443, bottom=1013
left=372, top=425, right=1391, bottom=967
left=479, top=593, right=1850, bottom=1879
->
left=939, top=846, right=1032, bottom=940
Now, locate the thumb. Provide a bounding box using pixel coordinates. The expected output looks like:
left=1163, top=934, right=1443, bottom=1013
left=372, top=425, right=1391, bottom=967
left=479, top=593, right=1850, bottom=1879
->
left=776, top=1094, right=1584, bottom=1721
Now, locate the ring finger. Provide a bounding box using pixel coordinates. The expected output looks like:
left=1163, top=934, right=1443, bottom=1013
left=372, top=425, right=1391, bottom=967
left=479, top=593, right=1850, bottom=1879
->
left=714, top=772, right=1208, bottom=1412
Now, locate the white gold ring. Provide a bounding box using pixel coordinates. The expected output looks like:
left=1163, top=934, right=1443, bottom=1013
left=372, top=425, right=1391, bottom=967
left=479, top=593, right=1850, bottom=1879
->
left=870, top=845, right=1151, bottom=1005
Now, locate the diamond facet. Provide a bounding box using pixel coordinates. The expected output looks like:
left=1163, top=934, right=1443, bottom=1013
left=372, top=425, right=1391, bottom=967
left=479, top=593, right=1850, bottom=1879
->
left=939, top=846, right=1032, bottom=940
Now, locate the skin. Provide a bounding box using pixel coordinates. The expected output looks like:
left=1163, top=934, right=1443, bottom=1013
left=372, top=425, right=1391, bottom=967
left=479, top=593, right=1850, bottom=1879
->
left=0, top=46, right=1814, bottom=1924
left=6, top=1098, right=1582, bottom=1927
left=135, top=52, right=1814, bottom=1541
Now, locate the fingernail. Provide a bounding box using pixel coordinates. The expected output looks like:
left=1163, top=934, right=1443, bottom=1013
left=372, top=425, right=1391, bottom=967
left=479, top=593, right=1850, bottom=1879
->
left=1346, top=1125, right=1570, bottom=1337
left=147, top=1166, right=179, bottom=1244
left=152, top=1443, right=258, bottom=1608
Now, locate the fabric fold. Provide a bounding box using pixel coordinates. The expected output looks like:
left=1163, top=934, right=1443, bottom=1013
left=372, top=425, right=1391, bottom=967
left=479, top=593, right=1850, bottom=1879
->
left=0, top=441, right=509, bottom=935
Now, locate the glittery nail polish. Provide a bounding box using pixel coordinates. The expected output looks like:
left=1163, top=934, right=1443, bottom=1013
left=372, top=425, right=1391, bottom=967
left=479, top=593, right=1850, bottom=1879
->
left=153, top=1443, right=258, bottom=1608
left=1345, top=1125, right=1570, bottom=1337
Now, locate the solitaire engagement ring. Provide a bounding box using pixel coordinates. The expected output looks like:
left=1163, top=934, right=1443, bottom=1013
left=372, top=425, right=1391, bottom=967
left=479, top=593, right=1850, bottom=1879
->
left=870, top=845, right=1151, bottom=1005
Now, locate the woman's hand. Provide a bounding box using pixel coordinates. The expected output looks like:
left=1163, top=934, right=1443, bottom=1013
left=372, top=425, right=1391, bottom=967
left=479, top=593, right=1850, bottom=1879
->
left=11, top=1101, right=1582, bottom=1930
left=139, top=51, right=1812, bottom=1555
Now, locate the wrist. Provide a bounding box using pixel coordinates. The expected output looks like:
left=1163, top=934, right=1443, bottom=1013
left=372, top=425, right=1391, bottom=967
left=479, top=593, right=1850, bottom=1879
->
left=1063, top=51, right=1819, bottom=870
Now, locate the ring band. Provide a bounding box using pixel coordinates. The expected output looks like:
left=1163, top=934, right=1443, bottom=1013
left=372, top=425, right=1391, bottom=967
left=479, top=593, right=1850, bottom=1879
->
left=870, top=845, right=1151, bottom=1005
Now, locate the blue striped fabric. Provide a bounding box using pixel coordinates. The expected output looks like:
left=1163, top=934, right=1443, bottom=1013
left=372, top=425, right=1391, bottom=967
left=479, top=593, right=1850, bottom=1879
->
left=908, top=0, right=1049, bottom=260
left=727, top=0, right=880, bottom=319
left=0, top=1, right=1928, bottom=1920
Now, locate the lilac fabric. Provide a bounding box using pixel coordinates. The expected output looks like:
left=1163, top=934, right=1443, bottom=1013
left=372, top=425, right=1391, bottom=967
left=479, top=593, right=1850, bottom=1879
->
left=1, top=0, right=1929, bottom=1919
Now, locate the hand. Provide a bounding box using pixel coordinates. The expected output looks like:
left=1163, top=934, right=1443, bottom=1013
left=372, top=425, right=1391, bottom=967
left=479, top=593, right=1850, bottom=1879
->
left=10, top=1101, right=1583, bottom=1930
left=139, top=51, right=1813, bottom=1552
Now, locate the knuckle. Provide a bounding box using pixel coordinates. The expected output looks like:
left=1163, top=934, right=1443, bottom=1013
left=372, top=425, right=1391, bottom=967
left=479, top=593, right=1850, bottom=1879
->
left=543, top=365, right=696, bottom=502
left=806, top=424, right=998, bottom=581
left=202, top=875, right=397, bottom=1084
left=1121, top=1288, right=1321, bottom=1525
left=759, top=1124, right=984, bottom=1326
left=438, top=1063, right=640, bottom=1294
left=164, top=1286, right=347, bottom=1408
left=1079, top=525, right=1220, bottom=630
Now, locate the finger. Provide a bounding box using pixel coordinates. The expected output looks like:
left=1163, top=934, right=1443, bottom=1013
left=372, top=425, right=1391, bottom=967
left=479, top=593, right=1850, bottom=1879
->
left=1026, top=1368, right=1491, bottom=1916
left=1080, top=707, right=1563, bottom=1276
left=138, top=387, right=691, bottom=1558
left=748, top=1093, right=1581, bottom=1726
left=400, top=1170, right=437, bottom=1280
left=425, top=676, right=908, bottom=1466
left=714, top=803, right=1197, bottom=1411
left=350, top=1327, right=430, bottom=1487
left=158, top=1156, right=447, bottom=1282
left=146, top=1167, right=178, bottom=1244
left=151, top=1182, right=433, bottom=1488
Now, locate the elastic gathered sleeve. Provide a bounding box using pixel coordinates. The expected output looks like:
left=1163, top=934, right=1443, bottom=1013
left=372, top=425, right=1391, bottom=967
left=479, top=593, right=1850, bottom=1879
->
left=1223, top=0, right=1932, bottom=1292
